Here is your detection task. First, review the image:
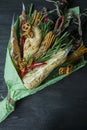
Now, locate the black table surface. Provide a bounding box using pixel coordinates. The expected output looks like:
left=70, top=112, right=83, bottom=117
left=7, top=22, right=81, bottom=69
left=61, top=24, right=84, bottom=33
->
left=0, top=0, right=87, bottom=130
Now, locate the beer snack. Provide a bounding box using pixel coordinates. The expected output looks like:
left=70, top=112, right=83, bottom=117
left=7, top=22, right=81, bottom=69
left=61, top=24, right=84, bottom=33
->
left=0, top=1, right=87, bottom=122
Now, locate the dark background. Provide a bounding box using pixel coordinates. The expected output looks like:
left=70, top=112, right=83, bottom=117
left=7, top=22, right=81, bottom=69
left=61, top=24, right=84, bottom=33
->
left=0, top=0, right=87, bottom=130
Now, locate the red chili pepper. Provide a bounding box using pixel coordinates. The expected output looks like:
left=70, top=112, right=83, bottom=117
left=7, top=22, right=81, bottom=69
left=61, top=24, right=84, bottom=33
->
left=20, top=62, right=46, bottom=76
left=27, top=62, right=47, bottom=69
left=21, top=36, right=25, bottom=46
left=20, top=68, right=28, bottom=76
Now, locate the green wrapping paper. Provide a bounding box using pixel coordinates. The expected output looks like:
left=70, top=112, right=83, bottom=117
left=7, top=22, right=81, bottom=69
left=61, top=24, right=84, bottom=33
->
left=0, top=6, right=87, bottom=123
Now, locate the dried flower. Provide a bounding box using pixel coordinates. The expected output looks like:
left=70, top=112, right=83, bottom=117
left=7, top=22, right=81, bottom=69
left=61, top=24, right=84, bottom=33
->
left=61, top=0, right=67, bottom=3
left=44, top=17, right=49, bottom=22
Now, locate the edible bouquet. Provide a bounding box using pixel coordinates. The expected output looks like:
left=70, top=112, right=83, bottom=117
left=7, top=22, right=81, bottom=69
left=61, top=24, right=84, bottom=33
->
left=0, top=0, right=87, bottom=122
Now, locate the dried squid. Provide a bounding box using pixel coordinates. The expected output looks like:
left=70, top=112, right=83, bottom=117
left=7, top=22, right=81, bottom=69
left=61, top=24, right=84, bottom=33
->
left=10, top=16, right=21, bottom=66
left=22, top=9, right=45, bottom=60
left=23, top=24, right=42, bottom=60
left=23, top=47, right=71, bottom=89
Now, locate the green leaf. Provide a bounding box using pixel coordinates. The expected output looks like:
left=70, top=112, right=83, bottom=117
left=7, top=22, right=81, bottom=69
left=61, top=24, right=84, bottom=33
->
left=27, top=3, right=34, bottom=22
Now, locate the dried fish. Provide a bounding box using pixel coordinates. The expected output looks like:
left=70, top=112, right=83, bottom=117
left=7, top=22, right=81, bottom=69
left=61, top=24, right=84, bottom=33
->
left=10, top=16, right=21, bottom=66
left=23, top=26, right=42, bottom=60
left=23, top=47, right=71, bottom=89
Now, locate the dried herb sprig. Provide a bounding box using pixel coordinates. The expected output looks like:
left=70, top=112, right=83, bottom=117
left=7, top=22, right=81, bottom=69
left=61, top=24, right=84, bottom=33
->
left=28, top=3, right=34, bottom=19
left=37, top=32, right=72, bottom=62
left=39, top=19, right=54, bottom=39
